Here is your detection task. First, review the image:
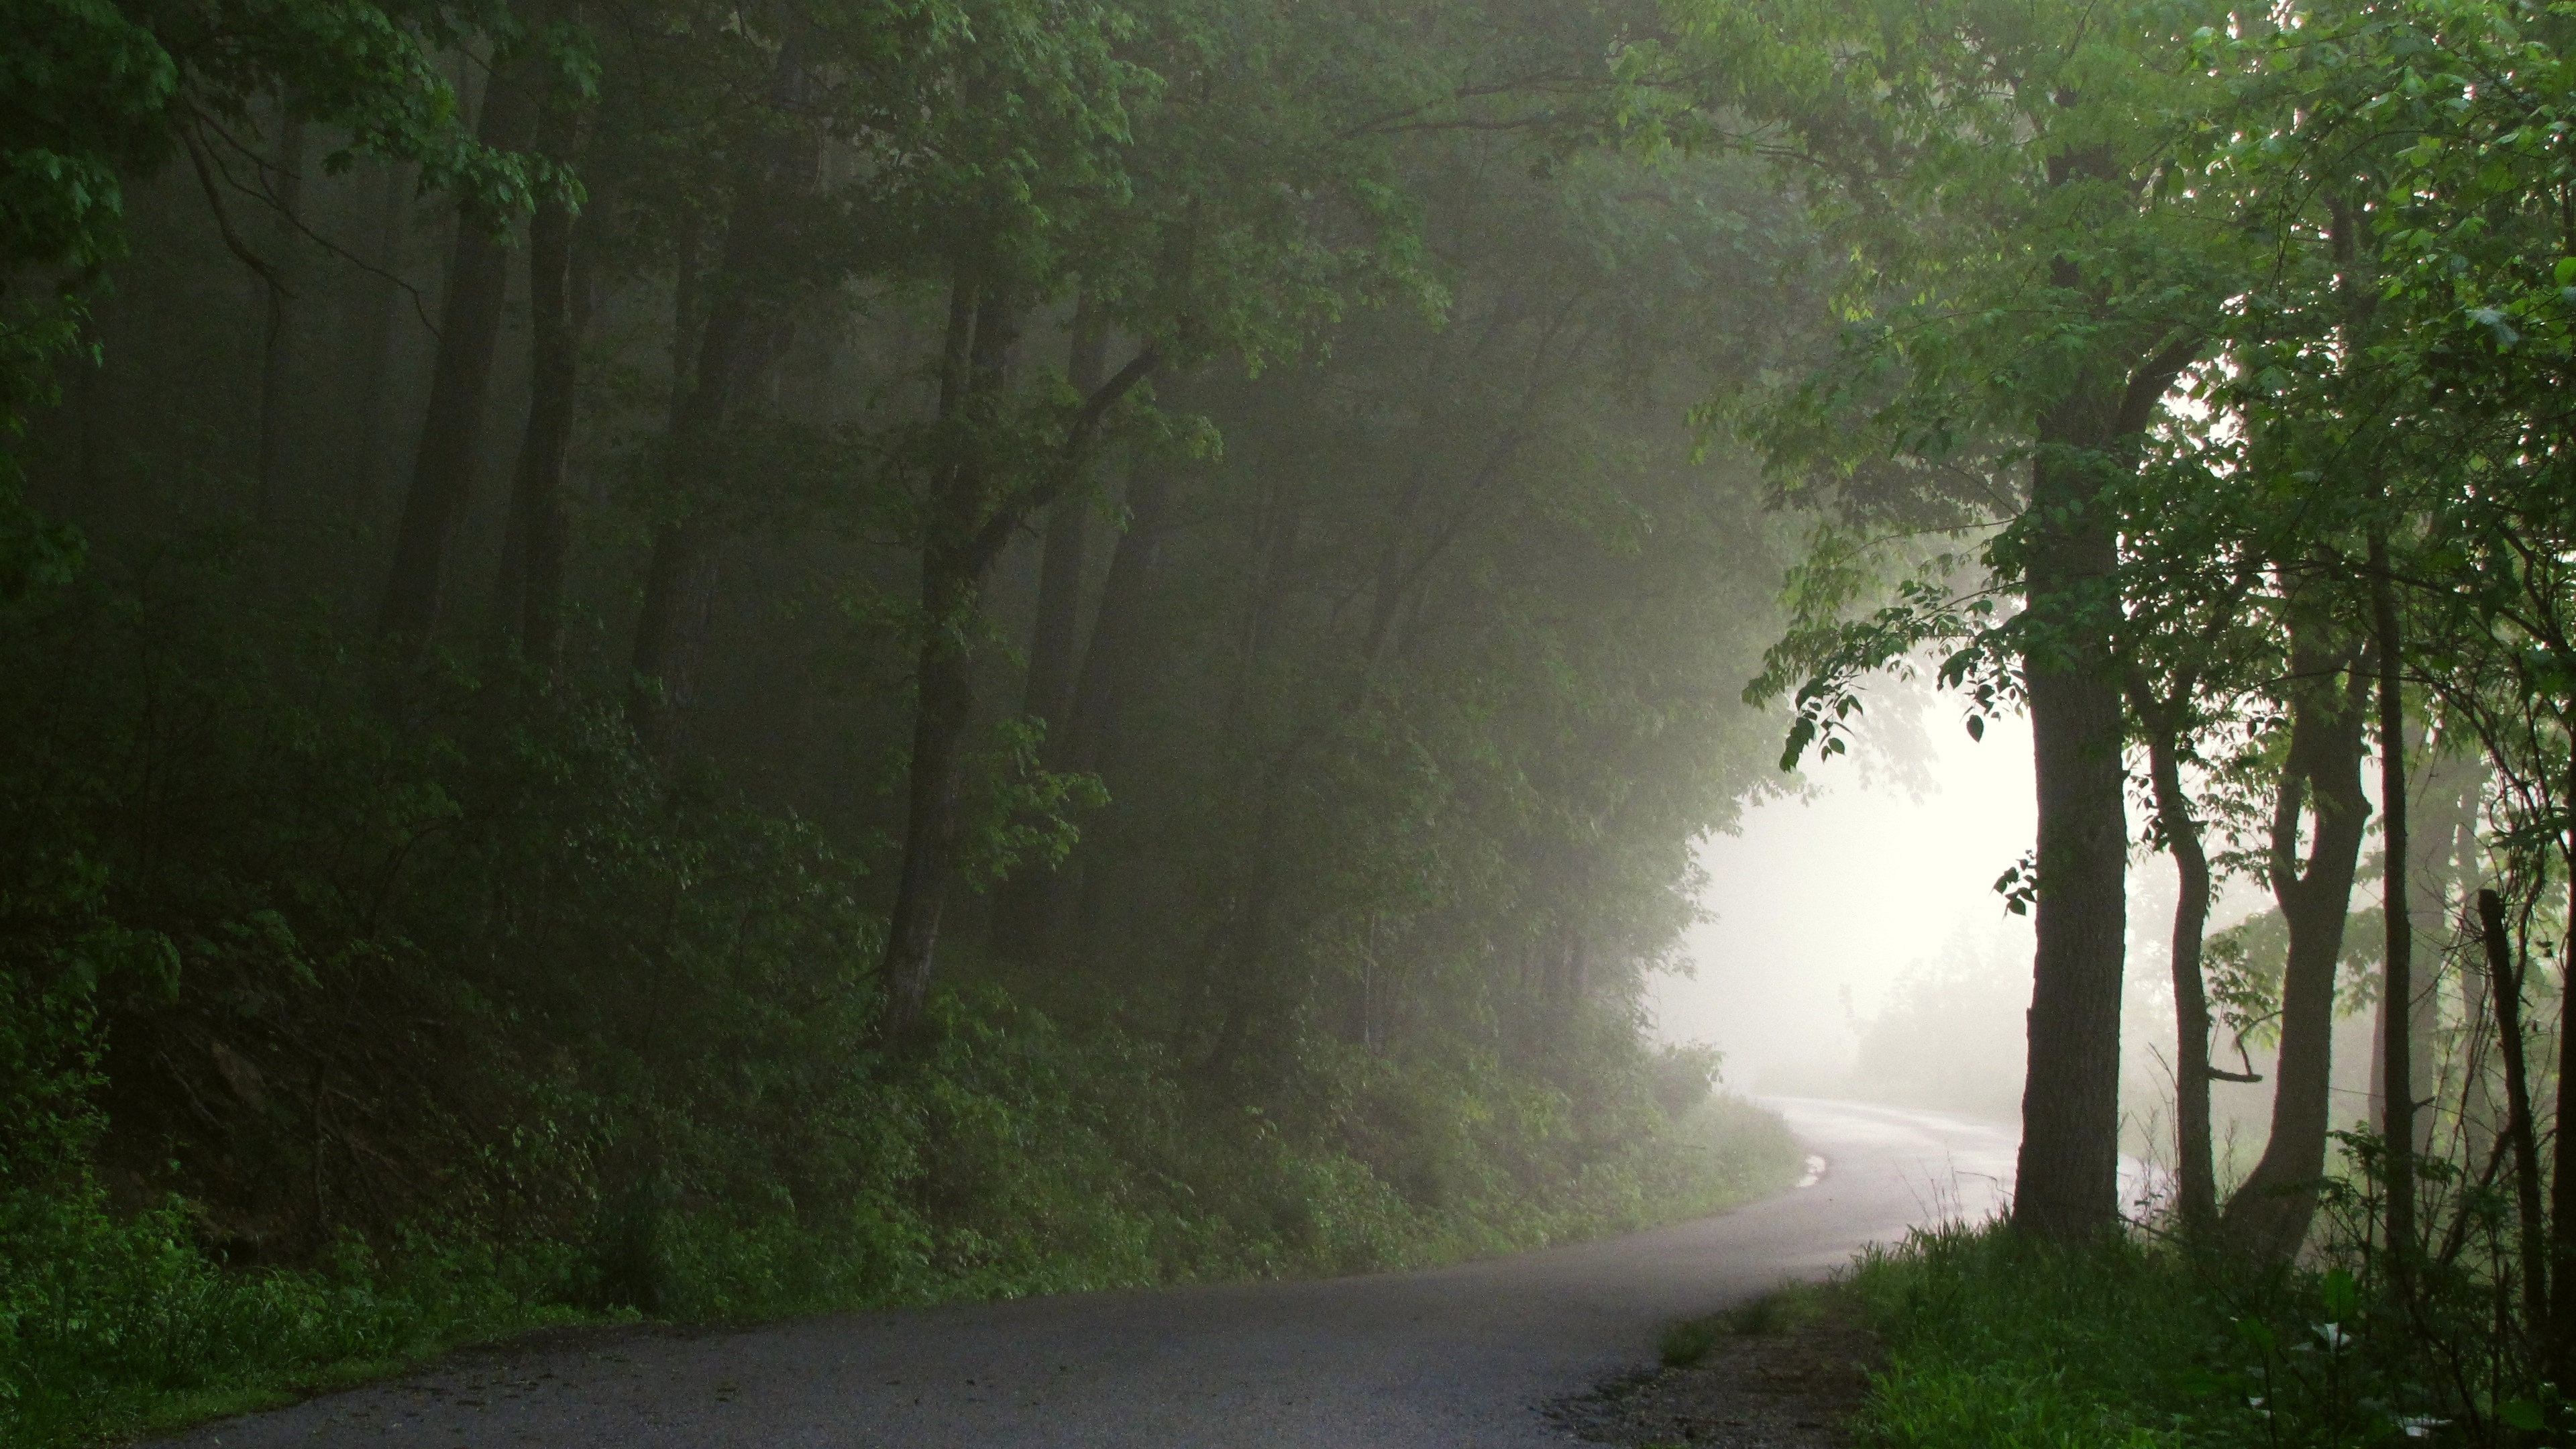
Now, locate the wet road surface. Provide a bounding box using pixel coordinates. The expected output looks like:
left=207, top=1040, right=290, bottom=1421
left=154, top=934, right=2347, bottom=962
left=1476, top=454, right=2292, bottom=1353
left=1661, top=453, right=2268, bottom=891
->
left=168, top=1098, right=2021, bottom=1448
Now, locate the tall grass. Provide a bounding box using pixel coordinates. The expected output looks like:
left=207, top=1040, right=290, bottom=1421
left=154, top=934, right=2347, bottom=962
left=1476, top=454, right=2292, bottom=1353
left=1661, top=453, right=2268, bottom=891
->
left=1847, top=1212, right=2506, bottom=1449
left=0, top=1027, right=1799, bottom=1449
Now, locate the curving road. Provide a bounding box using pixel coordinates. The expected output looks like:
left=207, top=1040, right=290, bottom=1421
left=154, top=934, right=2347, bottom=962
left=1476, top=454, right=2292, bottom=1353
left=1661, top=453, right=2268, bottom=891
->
left=167, top=1099, right=2019, bottom=1449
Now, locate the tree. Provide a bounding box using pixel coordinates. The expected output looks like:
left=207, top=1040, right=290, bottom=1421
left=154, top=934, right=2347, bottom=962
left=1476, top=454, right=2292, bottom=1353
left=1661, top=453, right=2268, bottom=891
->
left=1667, top=0, right=2230, bottom=1238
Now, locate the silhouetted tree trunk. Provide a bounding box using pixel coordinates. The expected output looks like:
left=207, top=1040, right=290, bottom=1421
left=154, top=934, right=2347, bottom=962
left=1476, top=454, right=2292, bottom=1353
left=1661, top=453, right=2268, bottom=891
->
left=876, top=278, right=1161, bottom=1046
left=2010, top=328, right=2197, bottom=1240
left=2221, top=623, right=2371, bottom=1260
left=376, top=58, right=543, bottom=649
left=2371, top=535, right=2416, bottom=1276
left=2129, top=682, right=2220, bottom=1234
left=1064, top=469, right=1173, bottom=940
left=1023, top=301, right=1110, bottom=729
left=494, top=85, right=592, bottom=676
left=2479, top=887, right=2546, bottom=1324
left=628, top=38, right=812, bottom=755
left=2553, top=745, right=2576, bottom=1370
left=2375, top=731, right=2469, bottom=1150
left=352, top=162, right=413, bottom=515
left=988, top=299, right=1110, bottom=959
left=879, top=280, right=1024, bottom=1041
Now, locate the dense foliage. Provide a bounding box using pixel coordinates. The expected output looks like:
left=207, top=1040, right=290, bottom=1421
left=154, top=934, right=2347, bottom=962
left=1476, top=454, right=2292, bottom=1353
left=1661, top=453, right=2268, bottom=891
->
left=1680, top=0, right=2576, bottom=1436
left=0, top=0, right=1824, bottom=1442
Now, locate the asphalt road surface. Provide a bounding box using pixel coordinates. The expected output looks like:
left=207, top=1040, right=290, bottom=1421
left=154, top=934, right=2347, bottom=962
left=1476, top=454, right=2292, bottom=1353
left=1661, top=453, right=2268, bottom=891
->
left=167, top=1098, right=2021, bottom=1449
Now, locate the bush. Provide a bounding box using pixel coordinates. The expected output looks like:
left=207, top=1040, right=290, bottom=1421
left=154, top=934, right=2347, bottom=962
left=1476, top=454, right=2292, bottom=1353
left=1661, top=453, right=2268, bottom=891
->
left=0, top=559, right=1808, bottom=1448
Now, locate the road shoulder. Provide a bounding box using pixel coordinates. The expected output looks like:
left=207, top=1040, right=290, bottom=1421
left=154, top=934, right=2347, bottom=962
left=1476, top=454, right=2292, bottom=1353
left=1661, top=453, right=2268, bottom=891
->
left=1548, top=1287, right=1877, bottom=1448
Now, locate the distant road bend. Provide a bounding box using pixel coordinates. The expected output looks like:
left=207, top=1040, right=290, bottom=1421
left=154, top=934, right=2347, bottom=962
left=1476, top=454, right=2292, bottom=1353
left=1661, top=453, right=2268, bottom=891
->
left=168, top=1099, right=2017, bottom=1449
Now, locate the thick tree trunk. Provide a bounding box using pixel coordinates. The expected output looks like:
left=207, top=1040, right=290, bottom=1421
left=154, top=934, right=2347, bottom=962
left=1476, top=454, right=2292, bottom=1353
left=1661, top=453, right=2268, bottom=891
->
left=2221, top=629, right=2371, bottom=1260
left=494, top=94, right=590, bottom=675
left=2478, top=888, right=2547, bottom=1325
left=376, top=62, right=543, bottom=649
left=2010, top=387, right=2131, bottom=1242
left=2371, top=539, right=2416, bottom=1275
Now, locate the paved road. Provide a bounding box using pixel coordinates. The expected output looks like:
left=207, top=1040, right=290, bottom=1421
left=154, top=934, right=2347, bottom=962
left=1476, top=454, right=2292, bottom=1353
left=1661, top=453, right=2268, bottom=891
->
left=169, top=1099, right=2019, bottom=1449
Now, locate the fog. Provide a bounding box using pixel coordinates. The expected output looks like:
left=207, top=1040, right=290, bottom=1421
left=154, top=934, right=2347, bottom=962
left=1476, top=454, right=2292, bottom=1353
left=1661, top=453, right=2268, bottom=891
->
left=1654, top=696, right=2039, bottom=1108
left=1663, top=689, right=2383, bottom=1184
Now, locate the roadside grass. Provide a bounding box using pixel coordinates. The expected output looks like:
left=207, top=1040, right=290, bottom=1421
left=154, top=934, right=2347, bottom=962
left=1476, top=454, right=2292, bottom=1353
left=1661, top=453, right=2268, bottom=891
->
left=1845, top=1222, right=2235, bottom=1449
left=1838, top=1216, right=2496, bottom=1449
left=1659, top=1281, right=1831, bottom=1366
left=1, top=1085, right=1802, bottom=1449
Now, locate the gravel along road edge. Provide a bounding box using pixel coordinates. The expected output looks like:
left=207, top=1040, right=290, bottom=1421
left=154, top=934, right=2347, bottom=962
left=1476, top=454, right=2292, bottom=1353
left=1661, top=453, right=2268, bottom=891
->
left=160, top=1099, right=2017, bottom=1449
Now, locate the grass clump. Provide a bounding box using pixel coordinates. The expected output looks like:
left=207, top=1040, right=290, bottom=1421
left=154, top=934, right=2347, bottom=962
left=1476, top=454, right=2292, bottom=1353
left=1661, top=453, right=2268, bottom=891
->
left=1843, top=1214, right=2498, bottom=1449
left=1659, top=1281, right=1827, bottom=1366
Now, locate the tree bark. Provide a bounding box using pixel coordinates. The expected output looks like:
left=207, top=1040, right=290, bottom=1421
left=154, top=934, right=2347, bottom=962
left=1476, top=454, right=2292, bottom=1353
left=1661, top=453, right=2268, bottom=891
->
left=987, top=301, right=1111, bottom=959
left=2220, top=625, right=2371, bottom=1260
left=2130, top=684, right=2219, bottom=1235
left=875, top=281, right=1161, bottom=1046
left=1022, top=300, right=1110, bottom=731
left=376, top=60, right=543, bottom=650
left=2552, top=742, right=2576, bottom=1366
left=627, top=36, right=813, bottom=754
left=2478, top=887, right=2547, bottom=1326
left=878, top=281, right=1023, bottom=1043
left=2010, top=380, right=2133, bottom=1243
left=2371, top=535, right=2415, bottom=1278
left=1063, top=470, right=1174, bottom=942
left=494, top=89, right=591, bottom=676
left=1061, top=470, right=1170, bottom=780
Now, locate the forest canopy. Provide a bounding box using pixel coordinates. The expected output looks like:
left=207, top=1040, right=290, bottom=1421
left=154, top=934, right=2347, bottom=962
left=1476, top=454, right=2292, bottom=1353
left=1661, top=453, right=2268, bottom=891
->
left=9, top=0, right=2576, bottom=1442
left=0, top=0, right=1824, bottom=1439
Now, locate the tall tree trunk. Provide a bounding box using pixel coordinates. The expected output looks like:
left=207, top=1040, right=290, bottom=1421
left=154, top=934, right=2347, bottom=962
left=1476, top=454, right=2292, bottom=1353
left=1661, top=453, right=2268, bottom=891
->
left=2383, top=729, right=2463, bottom=1156
left=2130, top=685, right=2219, bottom=1234
left=627, top=36, right=812, bottom=754
left=988, top=302, right=1112, bottom=959
left=376, top=60, right=543, bottom=649
left=353, top=162, right=413, bottom=518
left=878, top=281, right=1022, bottom=1043
left=1022, top=300, right=1110, bottom=729
left=2011, top=384, right=2133, bottom=1242
left=2552, top=741, right=2576, bottom=1368
left=2221, top=627, right=2371, bottom=1260
left=2479, top=887, right=2547, bottom=1325
left=2371, top=537, right=2416, bottom=1277
left=2431, top=759, right=2490, bottom=1163
left=494, top=89, right=591, bottom=676
left=1064, top=469, right=1173, bottom=941
left=875, top=282, right=1161, bottom=1045
left=255, top=113, right=306, bottom=521
left=1061, top=470, right=1170, bottom=780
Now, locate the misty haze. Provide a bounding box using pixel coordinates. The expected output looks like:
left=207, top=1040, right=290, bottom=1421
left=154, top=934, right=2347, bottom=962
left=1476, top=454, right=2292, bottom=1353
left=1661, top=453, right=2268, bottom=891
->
left=3, top=1, right=2569, bottom=1447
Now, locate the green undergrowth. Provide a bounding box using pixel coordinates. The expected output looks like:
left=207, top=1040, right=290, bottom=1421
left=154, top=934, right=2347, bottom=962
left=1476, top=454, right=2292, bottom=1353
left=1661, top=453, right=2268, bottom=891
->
left=0, top=566, right=1803, bottom=1448
left=1843, top=1218, right=2475, bottom=1449
left=1, top=1026, right=1799, bottom=1449
left=1660, top=1280, right=1832, bottom=1366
